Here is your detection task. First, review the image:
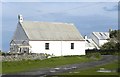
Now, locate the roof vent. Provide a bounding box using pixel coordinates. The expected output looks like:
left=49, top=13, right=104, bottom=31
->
left=18, top=14, right=23, bottom=23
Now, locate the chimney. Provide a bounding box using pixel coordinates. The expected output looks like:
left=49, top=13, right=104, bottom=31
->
left=84, top=35, right=87, bottom=40
left=109, top=29, right=112, bottom=38
left=18, top=14, right=23, bottom=23
left=109, top=29, right=112, bottom=33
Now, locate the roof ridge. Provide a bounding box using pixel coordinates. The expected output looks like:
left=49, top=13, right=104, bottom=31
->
left=23, top=21, right=74, bottom=25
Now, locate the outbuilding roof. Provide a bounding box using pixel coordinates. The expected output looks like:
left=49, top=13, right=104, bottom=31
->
left=20, top=21, right=84, bottom=41
left=92, top=32, right=109, bottom=40
left=85, top=39, right=99, bottom=49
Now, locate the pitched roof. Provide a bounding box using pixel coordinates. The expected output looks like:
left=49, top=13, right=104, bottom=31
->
left=85, top=39, right=99, bottom=49
left=92, top=32, right=109, bottom=40
left=20, top=21, right=84, bottom=41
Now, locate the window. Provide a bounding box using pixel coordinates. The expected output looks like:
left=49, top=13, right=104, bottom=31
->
left=71, top=43, right=74, bottom=49
left=45, top=43, right=49, bottom=50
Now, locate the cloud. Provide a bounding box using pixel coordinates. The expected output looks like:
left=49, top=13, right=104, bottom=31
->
left=103, top=5, right=118, bottom=11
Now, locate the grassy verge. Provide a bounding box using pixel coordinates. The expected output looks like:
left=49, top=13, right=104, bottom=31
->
left=60, top=60, right=118, bottom=75
left=2, top=55, right=100, bottom=74
left=0, top=61, right=2, bottom=74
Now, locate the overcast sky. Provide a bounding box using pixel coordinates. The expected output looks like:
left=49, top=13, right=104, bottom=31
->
left=0, top=0, right=118, bottom=52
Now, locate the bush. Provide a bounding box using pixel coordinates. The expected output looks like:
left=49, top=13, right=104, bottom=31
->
left=86, top=52, right=101, bottom=60
left=86, top=49, right=119, bottom=55
left=100, top=42, right=116, bottom=50
left=100, top=30, right=120, bottom=51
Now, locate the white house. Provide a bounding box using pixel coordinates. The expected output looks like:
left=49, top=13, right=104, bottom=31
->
left=90, top=32, right=110, bottom=47
left=10, top=15, right=85, bottom=56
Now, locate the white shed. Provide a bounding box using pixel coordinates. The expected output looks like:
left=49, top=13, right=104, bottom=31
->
left=10, top=15, right=85, bottom=56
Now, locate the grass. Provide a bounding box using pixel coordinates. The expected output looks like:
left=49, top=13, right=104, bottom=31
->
left=60, top=60, right=119, bottom=75
left=2, top=55, right=99, bottom=74
left=0, top=62, right=2, bottom=74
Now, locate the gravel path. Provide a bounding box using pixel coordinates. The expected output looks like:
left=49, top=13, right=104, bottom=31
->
left=2, top=55, right=118, bottom=77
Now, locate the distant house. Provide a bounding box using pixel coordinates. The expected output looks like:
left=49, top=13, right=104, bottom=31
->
left=90, top=32, right=110, bottom=47
left=10, top=15, right=85, bottom=56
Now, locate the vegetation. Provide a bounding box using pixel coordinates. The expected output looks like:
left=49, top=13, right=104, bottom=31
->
left=86, top=52, right=101, bottom=60
left=60, top=61, right=118, bottom=75
left=100, top=30, right=120, bottom=55
left=0, top=62, right=1, bottom=74
left=0, top=50, right=8, bottom=56
left=2, top=55, right=99, bottom=74
left=110, top=30, right=120, bottom=40
left=0, top=50, right=2, bottom=56
left=101, top=30, right=120, bottom=49
left=0, top=50, right=2, bottom=74
left=100, top=42, right=116, bottom=50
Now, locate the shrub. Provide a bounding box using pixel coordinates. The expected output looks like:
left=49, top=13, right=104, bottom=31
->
left=86, top=52, right=101, bottom=60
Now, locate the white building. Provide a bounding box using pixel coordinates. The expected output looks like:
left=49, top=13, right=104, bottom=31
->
left=90, top=32, right=110, bottom=47
left=10, top=15, right=85, bottom=56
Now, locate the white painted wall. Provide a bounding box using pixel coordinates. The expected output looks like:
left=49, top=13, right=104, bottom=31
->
left=29, top=41, right=61, bottom=56
left=62, top=41, right=85, bottom=56
left=29, top=41, right=85, bottom=56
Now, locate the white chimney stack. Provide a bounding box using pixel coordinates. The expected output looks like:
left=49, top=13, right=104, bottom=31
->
left=84, top=35, right=87, bottom=40
left=18, top=14, right=23, bottom=23
left=109, top=29, right=112, bottom=33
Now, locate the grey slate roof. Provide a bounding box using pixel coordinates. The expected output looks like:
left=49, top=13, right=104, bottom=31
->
left=92, top=32, right=109, bottom=40
left=20, top=21, right=84, bottom=41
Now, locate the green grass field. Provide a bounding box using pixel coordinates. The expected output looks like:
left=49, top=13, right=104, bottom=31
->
left=2, top=56, right=98, bottom=74
left=60, top=60, right=118, bottom=75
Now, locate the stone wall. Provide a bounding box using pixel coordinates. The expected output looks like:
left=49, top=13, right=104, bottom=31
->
left=1, top=53, right=47, bottom=61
